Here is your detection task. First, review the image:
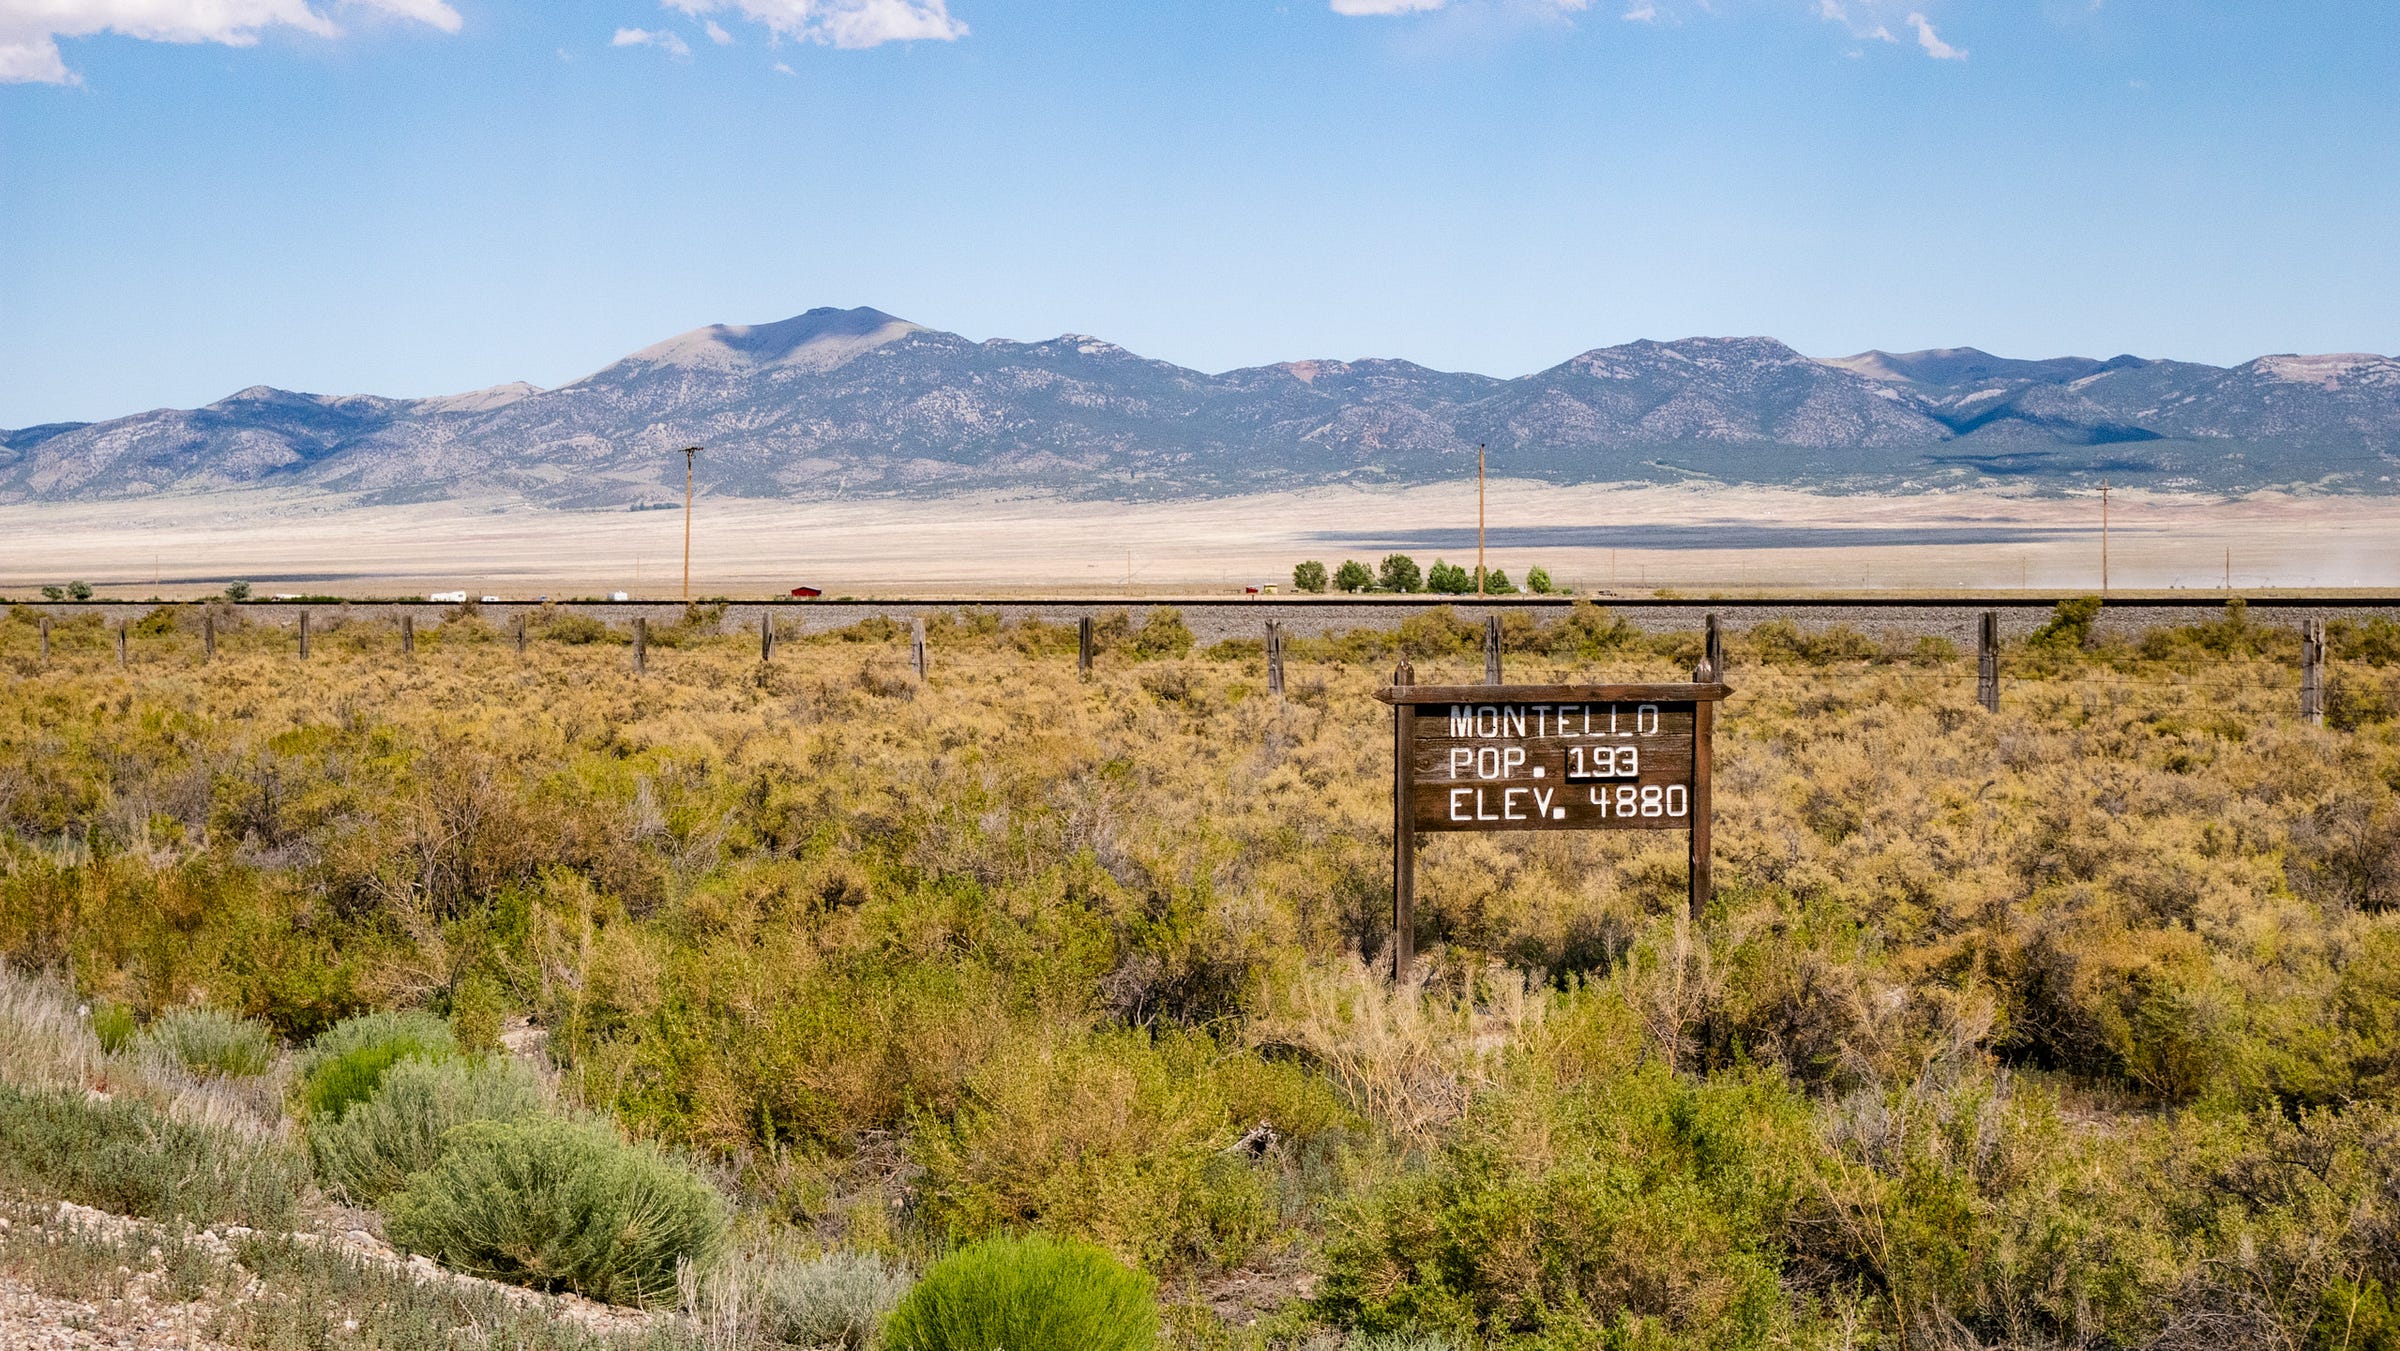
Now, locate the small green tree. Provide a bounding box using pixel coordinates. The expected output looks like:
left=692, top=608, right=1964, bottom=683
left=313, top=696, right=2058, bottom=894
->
left=1378, top=555, right=1423, bottom=594
left=40, top=585, right=63, bottom=601
left=222, top=581, right=252, bottom=602
left=65, top=581, right=93, bottom=601
left=1526, top=566, right=1555, bottom=595
left=1333, top=560, right=1373, bottom=593
left=2031, top=595, right=2103, bottom=651
left=1291, top=561, right=1329, bottom=594
left=1484, top=568, right=1518, bottom=595
left=1426, top=561, right=1472, bottom=595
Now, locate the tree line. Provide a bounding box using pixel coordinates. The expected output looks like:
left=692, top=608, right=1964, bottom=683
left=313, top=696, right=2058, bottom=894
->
left=1290, top=556, right=1558, bottom=595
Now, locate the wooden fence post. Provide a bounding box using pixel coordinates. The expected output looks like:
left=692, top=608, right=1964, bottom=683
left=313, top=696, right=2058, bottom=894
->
left=1267, top=620, right=1284, bottom=697
left=40, top=616, right=50, bottom=663
left=1391, top=660, right=1416, bottom=981
left=1978, top=611, right=2000, bottom=713
left=401, top=614, right=415, bottom=656
left=1690, top=687, right=1716, bottom=922
left=759, top=612, right=774, bottom=663
left=514, top=613, right=527, bottom=654
left=1483, top=614, right=1502, bottom=685
left=911, top=617, right=928, bottom=680
left=2302, top=618, right=2325, bottom=726
left=1703, top=613, right=1723, bottom=680
left=116, top=624, right=127, bottom=668
left=633, top=617, right=647, bottom=674
left=1078, top=616, right=1093, bottom=679
left=203, top=614, right=215, bottom=661
left=298, top=611, right=310, bottom=659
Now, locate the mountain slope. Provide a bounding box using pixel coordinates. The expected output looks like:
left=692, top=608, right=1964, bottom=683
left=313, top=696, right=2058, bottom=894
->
left=4, top=310, right=2394, bottom=504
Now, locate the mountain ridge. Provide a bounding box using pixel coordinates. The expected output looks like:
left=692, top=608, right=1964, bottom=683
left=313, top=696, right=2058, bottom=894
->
left=5, top=307, right=2394, bottom=505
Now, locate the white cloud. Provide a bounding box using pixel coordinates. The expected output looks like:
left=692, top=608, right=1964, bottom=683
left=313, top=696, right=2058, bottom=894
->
left=703, top=18, right=732, bottom=43
left=661, top=0, right=964, bottom=49
left=1622, top=2, right=1656, bottom=20
left=1815, top=1, right=1894, bottom=44
left=0, top=0, right=459, bottom=84
left=1906, top=11, right=1964, bottom=58
left=612, top=25, right=690, bottom=56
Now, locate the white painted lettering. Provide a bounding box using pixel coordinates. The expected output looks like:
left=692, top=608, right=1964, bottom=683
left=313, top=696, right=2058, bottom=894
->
left=1450, top=705, right=1473, bottom=737
left=1504, top=787, right=1527, bottom=820
left=1449, top=788, right=1472, bottom=821
left=1449, top=748, right=1472, bottom=779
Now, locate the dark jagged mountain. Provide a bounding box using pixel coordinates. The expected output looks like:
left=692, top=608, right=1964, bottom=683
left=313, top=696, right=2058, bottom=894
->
left=5, top=308, right=2395, bottom=505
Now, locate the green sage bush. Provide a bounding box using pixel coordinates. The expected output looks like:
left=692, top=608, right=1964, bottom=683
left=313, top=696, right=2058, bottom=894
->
left=309, top=1053, right=540, bottom=1204
left=381, top=1116, right=726, bottom=1306
left=882, top=1234, right=1157, bottom=1351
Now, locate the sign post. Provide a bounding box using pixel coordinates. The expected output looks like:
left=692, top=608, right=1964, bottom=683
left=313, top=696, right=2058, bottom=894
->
left=1377, top=671, right=1731, bottom=976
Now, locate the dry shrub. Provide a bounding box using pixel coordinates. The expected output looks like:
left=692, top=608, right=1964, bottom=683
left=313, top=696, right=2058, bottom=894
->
left=1249, top=958, right=1535, bottom=1151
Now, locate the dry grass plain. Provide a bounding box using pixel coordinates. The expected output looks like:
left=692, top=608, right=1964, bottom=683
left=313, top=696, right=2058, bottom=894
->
left=3, top=482, right=2397, bottom=599
left=6, top=600, right=2400, bottom=1348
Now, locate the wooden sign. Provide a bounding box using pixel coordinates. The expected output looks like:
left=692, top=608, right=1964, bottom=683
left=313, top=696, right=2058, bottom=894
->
left=1376, top=668, right=1732, bottom=975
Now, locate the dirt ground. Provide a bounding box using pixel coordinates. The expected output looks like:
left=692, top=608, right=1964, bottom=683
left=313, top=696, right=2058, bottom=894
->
left=3, top=481, right=2396, bottom=599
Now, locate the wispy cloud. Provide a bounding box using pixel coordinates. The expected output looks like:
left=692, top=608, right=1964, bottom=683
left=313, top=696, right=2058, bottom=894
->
left=613, top=25, right=692, bottom=56
left=660, top=0, right=965, bottom=49
left=1906, top=11, right=1964, bottom=59
left=1, top=0, right=459, bottom=85
left=1816, top=1, right=1895, bottom=45
left=703, top=19, right=733, bottom=44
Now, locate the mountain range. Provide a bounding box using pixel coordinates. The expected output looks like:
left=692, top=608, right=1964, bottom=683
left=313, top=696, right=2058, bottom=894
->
left=4, top=307, right=2395, bottom=506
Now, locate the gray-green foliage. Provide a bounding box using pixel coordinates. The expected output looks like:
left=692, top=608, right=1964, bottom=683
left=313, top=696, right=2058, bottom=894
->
left=298, top=1009, right=459, bottom=1121
left=310, top=1053, right=540, bottom=1204
left=382, top=1116, right=728, bottom=1307
left=755, top=1250, right=914, bottom=1350
left=882, top=1234, right=1156, bottom=1351
left=0, top=1081, right=307, bottom=1228
left=141, top=1006, right=277, bottom=1078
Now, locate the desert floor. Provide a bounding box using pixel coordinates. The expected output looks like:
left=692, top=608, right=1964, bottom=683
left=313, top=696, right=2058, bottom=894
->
left=2, top=481, right=2394, bottom=599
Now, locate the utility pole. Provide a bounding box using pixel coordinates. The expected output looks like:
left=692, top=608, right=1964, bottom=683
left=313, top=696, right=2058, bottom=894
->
left=1476, top=443, right=1487, bottom=597
left=2100, top=478, right=2111, bottom=594
left=2224, top=547, right=2231, bottom=594
left=680, top=446, right=700, bottom=604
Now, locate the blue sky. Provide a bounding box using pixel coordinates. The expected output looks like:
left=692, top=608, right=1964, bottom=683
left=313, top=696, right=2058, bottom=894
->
left=1, top=0, right=2395, bottom=427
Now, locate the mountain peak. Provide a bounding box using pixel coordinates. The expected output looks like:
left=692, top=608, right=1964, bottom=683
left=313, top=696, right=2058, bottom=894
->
left=1820, top=347, right=2114, bottom=388
left=612, top=306, right=922, bottom=377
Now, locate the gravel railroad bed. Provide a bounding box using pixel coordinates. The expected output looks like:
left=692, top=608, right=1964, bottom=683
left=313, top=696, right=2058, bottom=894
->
left=25, top=597, right=2400, bottom=647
